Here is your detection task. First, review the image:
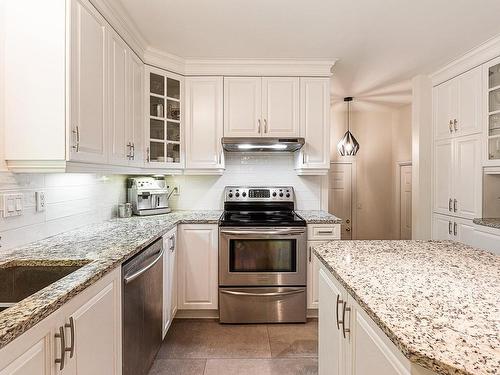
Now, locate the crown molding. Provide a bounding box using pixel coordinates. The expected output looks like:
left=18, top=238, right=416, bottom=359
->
left=143, top=47, right=187, bottom=75
left=430, top=33, right=500, bottom=86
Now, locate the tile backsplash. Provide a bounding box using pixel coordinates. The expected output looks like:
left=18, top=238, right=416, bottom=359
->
left=0, top=172, right=127, bottom=251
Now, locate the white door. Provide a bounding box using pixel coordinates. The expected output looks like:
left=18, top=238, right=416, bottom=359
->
left=400, top=165, right=412, bottom=240
left=162, top=229, right=177, bottom=338
left=69, top=0, right=108, bottom=164
left=108, top=31, right=128, bottom=166
left=0, top=339, right=50, bottom=375
left=261, top=77, right=299, bottom=137
left=298, top=78, right=330, bottom=170
left=456, top=66, right=482, bottom=137
left=329, top=163, right=353, bottom=239
left=307, top=244, right=325, bottom=310
left=433, top=139, right=453, bottom=215
left=433, top=81, right=454, bottom=140
left=432, top=214, right=453, bottom=240
left=185, top=77, right=224, bottom=170
left=473, top=230, right=500, bottom=255
left=128, top=52, right=144, bottom=167
left=178, top=224, right=219, bottom=310
left=455, top=219, right=476, bottom=246
left=223, top=77, right=262, bottom=137
left=454, top=135, right=481, bottom=219
left=318, top=269, right=344, bottom=375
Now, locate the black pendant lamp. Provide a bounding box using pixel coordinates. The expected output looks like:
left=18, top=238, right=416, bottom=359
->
left=337, top=97, right=360, bottom=156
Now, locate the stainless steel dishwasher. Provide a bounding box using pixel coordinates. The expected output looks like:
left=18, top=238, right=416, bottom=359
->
left=122, top=238, right=163, bottom=375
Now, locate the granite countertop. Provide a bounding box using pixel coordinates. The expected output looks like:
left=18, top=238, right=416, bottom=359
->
left=296, top=210, right=342, bottom=224
left=0, top=210, right=222, bottom=350
left=473, top=218, right=500, bottom=230
left=313, top=240, right=500, bottom=375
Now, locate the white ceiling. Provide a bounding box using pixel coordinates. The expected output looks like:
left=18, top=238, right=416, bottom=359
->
left=116, top=0, right=500, bottom=107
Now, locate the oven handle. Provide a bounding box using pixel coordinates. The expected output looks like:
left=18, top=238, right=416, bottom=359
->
left=220, top=289, right=304, bottom=297
left=219, top=228, right=305, bottom=236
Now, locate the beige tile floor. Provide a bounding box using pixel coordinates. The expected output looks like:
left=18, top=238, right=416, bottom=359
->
left=148, top=319, right=318, bottom=375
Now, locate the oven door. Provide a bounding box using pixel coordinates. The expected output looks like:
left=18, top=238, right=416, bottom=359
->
left=219, top=227, right=307, bottom=287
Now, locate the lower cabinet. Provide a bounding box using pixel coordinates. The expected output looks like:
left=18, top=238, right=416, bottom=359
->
left=162, top=227, right=178, bottom=338
left=177, top=224, right=219, bottom=310
left=319, top=261, right=437, bottom=375
left=0, top=267, right=121, bottom=375
left=473, top=228, right=500, bottom=255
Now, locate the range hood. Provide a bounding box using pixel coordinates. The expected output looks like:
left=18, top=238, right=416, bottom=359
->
left=222, top=137, right=305, bottom=152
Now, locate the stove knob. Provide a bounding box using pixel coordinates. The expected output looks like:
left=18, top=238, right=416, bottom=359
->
left=242, top=192, right=247, bottom=197
left=228, top=193, right=233, bottom=198
left=272, top=192, right=277, bottom=197
left=279, top=192, right=284, bottom=197
left=286, top=193, right=290, bottom=198
left=235, top=192, right=240, bottom=198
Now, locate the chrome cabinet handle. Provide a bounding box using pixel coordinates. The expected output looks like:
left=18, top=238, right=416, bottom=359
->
left=264, top=119, right=268, bottom=133
left=170, top=235, right=175, bottom=252
left=453, top=199, right=458, bottom=213
left=454, top=222, right=458, bottom=236
left=218, top=148, right=223, bottom=165
left=55, top=326, right=66, bottom=370
left=131, top=142, right=135, bottom=160
left=72, top=126, right=80, bottom=152
left=124, top=248, right=164, bottom=284
left=448, top=120, right=453, bottom=133
left=342, top=302, right=351, bottom=338
left=453, top=119, right=458, bottom=132
left=302, top=151, right=306, bottom=164
left=65, top=317, right=75, bottom=358
left=308, top=246, right=312, bottom=263
left=448, top=221, right=453, bottom=235
left=146, top=147, right=150, bottom=162
left=318, top=230, right=333, bottom=234
left=336, top=295, right=344, bottom=330
left=258, top=119, right=261, bottom=134
left=448, top=198, right=453, bottom=212
left=126, top=142, right=132, bottom=159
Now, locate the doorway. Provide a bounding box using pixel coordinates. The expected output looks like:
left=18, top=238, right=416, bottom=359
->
left=328, top=163, right=354, bottom=240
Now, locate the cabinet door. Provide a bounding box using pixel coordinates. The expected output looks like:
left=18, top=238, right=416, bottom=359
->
left=178, top=224, right=218, bottom=310
left=454, top=135, right=482, bottom=219
left=473, top=230, right=500, bottom=255
left=297, top=78, right=330, bottom=171
left=318, top=268, right=344, bottom=375
left=456, top=66, right=482, bottom=137
left=261, top=77, right=299, bottom=137
left=162, top=229, right=177, bottom=338
left=108, top=30, right=129, bottom=166
left=128, top=52, right=144, bottom=167
left=69, top=0, right=108, bottom=164
left=433, top=139, right=453, bottom=215
left=432, top=214, right=453, bottom=240
left=185, top=77, right=224, bottom=170
left=434, top=82, right=454, bottom=140
left=308, top=241, right=335, bottom=310
left=455, top=219, right=476, bottom=246
left=223, top=77, right=262, bottom=137
left=0, top=339, right=50, bottom=375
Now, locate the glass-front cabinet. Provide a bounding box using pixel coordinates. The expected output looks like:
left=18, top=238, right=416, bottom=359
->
left=487, top=59, right=500, bottom=162
left=145, top=67, right=183, bottom=169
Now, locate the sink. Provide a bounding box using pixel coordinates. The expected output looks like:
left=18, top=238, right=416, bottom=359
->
left=0, top=263, right=87, bottom=312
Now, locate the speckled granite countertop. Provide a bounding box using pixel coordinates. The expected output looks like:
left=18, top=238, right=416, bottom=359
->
left=313, top=240, right=500, bottom=375
left=296, top=210, right=342, bottom=224
left=0, top=210, right=222, bottom=350
left=473, top=218, right=500, bottom=230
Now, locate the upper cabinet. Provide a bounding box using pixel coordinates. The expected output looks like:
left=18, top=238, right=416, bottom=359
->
left=485, top=57, right=500, bottom=164
left=433, top=66, right=482, bottom=140
left=185, top=77, right=224, bottom=174
left=145, top=66, right=184, bottom=170
left=224, top=77, right=300, bottom=138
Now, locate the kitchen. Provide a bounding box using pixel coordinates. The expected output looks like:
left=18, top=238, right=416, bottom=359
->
left=0, top=1, right=499, bottom=375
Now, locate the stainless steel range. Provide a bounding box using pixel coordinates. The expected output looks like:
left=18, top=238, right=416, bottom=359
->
left=218, top=186, right=307, bottom=324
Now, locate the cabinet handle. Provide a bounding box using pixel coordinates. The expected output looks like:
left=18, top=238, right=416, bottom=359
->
left=308, top=246, right=312, bottom=263
left=131, top=142, right=135, bottom=160
left=448, top=221, right=453, bottom=235
left=335, top=295, right=344, bottom=330
left=65, top=317, right=75, bottom=358
left=453, top=119, right=458, bottom=132
left=126, top=142, right=132, bottom=160
left=218, top=148, right=223, bottom=165
left=342, top=302, right=351, bottom=338
left=302, top=152, right=306, bottom=164
left=264, top=119, right=268, bottom=133
left=454, top=222, right=458, bottom=236
left=170, top=235, right=175, bottom=252
left=146, top=147, right=150, bottom=162
left=318, top=230, right=333, bottom=234
left=72, top=126, right=80, bottom=152
left=448, top=120, right=453, bottom=133
left=258, top=119, right=261, bottom=134
left=55, top=326, right=66, bottom=370
left=448, top=198, right=453, bottom=212
left=453, top=199, right=458, bottom=213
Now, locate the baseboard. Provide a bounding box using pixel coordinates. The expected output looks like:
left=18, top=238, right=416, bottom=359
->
left=307, top=309, right=318, bottom=318
left=175, top=309, right=220, bottom=319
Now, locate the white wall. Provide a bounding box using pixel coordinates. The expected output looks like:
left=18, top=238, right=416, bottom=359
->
left=167, top=153, right=325, bottom=211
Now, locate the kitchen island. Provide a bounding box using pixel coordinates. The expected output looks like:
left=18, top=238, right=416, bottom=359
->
left=313, top=240, right=499, bottom=375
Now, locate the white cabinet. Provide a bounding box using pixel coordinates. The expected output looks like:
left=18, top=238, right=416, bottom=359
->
left=295, top=78, right=331, bottom=175
left=127, top=52, right=145, bottom=167
left=432, top=214, right=475, bottom=246
left=177, top=224, right=219, bottom=310
left=433, top=135, right=481, bottom=219
left=433, top=66, right=482, bottom=140
left=0, top=268, right=121, bottom=375
left=223, top=77, right=299, bottom=138
left=162, top=227, right=178, bottom=338
left=473, top=228, right=500, bottom=255
left=185, top=77, right=224, bottom=173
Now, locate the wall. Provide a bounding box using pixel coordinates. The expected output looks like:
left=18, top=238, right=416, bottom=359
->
left=167, top=153, right=325, bottom=211
left=330, top=103, right=412, bottom=240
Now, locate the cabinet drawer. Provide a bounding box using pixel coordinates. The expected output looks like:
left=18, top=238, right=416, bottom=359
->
left=307, top=224, right=340, bottom=241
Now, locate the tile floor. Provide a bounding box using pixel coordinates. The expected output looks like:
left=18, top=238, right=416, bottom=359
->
left=149, top=319, right=318, bottom=375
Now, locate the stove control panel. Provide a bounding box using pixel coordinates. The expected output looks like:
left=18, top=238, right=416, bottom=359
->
left=224, top=186, right=294, bottom=202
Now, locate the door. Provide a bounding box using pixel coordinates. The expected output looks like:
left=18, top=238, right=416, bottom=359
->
left=185, top=77, right=224, bottom=170
left=399, top=165, right=412, bottom=240
left=223, top=77, right=262, bottom=137
left=433, top=81, right=454, bottom=140
left=261, top=77, right=299, bottom=137
left=108, top=30, right=128, bottom=166
left=128, top=52, right=144, bottom=166
left=307, top=243, right=325, bottom=310
left=318, top=268, right=344, bottom=375
left=162, top=229, right=177, bottom=338
left=433, top=139, right=453, bottom=215
left=69, top=0, right=108, bottom=164
left=457, top=66, right=482, bottom=137
left=329, top=163, right=353, bottom=239
left=298, top=78, right=330, bottom=170
left=432, top=214, right=453, bottom=240
left=454, top=135, right=481, bottom=219
left=0, top=339, right=50, bottom=375
left=178, top=225, right=218, bottom=310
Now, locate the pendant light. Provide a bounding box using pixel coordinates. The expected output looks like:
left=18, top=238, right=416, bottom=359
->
left=337, top=97, right=360, bottom=156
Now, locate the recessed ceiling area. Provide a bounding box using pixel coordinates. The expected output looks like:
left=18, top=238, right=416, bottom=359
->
left=116, top=0, right=500, bottom=106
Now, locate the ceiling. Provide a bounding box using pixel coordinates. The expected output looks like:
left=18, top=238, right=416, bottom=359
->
left=116, top=0, right=500, bottom=108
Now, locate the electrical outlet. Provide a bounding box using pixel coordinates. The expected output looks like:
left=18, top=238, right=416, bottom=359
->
left=171, top=185, right=180, bottom=196
left=35, top=191, right=46, bottom=212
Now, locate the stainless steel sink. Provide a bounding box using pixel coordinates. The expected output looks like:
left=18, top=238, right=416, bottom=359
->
left=0, top=263, right=86, bottom=312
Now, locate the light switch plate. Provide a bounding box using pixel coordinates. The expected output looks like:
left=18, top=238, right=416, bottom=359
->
left=35, top=191, right=46, bottom=212
left=2, top=193, right=24, bottom=218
